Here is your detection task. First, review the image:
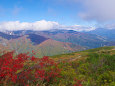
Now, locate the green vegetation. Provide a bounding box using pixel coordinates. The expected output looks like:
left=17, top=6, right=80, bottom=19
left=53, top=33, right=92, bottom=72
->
left=0, top=46, right=115, bottom=86
left=71, top=53, right=115, bottom=85
left=51, top=46, right=115, bottom=86
left=84, top=46, right=114, bottom=52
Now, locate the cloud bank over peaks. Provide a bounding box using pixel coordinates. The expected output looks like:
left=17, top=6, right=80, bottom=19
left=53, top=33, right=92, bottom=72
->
left=62, top=25, right=95, bottom=32
left=0, top=20, right=95, bottom=32
left=0, top=20, right=59, bottom=31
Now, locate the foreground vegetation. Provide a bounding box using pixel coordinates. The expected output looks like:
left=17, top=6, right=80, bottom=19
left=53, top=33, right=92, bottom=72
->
left=0, top=46, right=115, bottom=86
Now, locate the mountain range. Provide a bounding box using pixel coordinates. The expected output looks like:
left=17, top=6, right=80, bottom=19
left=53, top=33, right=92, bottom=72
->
left=0, top=28, right=114, bottom=57
left=88, top=28, right=115, bottom=41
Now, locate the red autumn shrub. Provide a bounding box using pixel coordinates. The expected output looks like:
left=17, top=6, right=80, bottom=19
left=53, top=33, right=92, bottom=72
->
left=0, top=52, right=28, bottom=84
left=0, top=52, right=61, bottom=86
left=74, top=79, right=82, bottom=86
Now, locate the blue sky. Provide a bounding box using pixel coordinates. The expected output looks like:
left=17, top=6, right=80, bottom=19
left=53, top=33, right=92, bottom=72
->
left=0, top=0, right=93, bottom=25
left=0, top=0, right=115, bottom=31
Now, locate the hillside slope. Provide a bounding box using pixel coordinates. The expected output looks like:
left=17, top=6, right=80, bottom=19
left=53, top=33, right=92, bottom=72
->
left=51, top=46, right=115, bottom=86
left=36, top=30, right=110, bottom=48
left=0, top=32, right=85, bottom=57
left=35, top=39, right=84, bottom=57
left=51, top=46, right=115, bottom=62
left=5, top=30, right=115, bottom=48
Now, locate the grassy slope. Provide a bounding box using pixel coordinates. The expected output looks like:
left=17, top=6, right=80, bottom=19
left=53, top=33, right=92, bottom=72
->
left=50, top=46, right=115, bottom=86
left=35, top=39, right=85, bottom=57
left=51, top=46, right=115, bottom=62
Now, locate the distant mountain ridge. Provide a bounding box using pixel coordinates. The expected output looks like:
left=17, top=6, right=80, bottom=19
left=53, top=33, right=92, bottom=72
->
left=88, top=28, right=115, bottom=41
left=0, top=32, right=21, bottom=40
left=0, top=29, right=114, bottom=57
left=35, top=30, right=109, bottom=48
left=0, top=31, right=85, bottom=57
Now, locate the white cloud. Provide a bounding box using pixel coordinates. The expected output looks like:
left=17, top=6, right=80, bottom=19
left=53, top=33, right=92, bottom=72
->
left=49, top=0, right=115, bottom=22
left=44, top=0, right=115, bottom=23
left=104, top=23, right=115, bottom=29
left=0, top=20, right=95, bottom=32
left=78, top=0, right=115, bottom=22
left=0, top=20, right=59, bottom=31
left=62, top=25, right=95, bottom=31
